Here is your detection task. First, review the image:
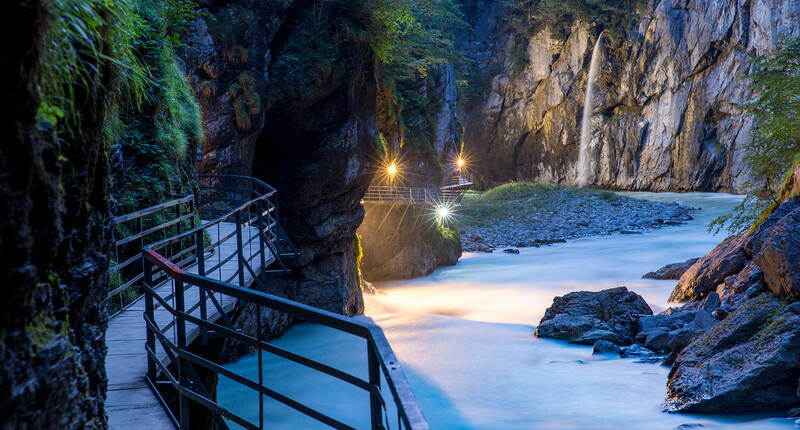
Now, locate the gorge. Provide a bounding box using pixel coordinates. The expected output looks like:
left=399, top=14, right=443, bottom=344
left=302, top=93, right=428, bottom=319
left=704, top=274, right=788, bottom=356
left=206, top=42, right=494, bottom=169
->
left=2, top=0, right=800, bottom=428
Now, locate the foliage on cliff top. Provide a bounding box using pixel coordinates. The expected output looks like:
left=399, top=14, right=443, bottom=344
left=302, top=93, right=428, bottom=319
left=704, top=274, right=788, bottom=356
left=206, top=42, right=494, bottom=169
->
left=502, top=0, right=646, bottom=39
left=372, top=0, right=465, bottom=155
left=710, top=37, right=800, bottom=234
left=266, top=0, right=464, bottom=159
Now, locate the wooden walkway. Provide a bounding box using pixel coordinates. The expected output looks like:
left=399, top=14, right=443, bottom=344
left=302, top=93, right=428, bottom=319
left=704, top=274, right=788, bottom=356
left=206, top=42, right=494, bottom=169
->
left=106, top=222, right=270, bottom=429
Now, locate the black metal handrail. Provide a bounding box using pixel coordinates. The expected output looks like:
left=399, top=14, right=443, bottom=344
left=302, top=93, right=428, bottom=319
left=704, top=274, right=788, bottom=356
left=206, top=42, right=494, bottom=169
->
left=108, top=195, right=196, bottom=317
left=141, top=175, right=428, bottom=430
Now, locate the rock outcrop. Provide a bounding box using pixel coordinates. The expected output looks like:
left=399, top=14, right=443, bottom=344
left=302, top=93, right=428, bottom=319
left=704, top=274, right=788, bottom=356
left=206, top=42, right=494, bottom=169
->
left=536, top=287, right=653, bottom=345
left=664, top=189, right=800, bottom=414
left=671, top=197, right=800, bottom=302
left=666, top=294, right=800, bottom=413
left=181, top=1, right=383, bottom=316
left=459, top=0, right=800, bottom=191
left=642, top=258, right=700, bottom=280
left=358, top=203, right=462, bottom=281
left=1, top=2, right=113, bottom=427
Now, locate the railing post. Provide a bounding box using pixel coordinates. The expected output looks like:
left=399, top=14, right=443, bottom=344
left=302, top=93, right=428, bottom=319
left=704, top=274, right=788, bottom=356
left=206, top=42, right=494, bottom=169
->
left=256, top=199, right=266, bottom=272
left=175, top=279, right=190, bottom=428
left=368, top=340, right=383, bottom=429
left=196, top=229, right=207, bottom=344
left=144, top=256, right=156, bottom=381
left=235, top=210, right=246, bottom=287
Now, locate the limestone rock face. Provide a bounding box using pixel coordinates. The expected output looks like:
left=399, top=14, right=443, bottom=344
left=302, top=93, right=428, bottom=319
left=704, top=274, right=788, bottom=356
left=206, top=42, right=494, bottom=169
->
left=536, top=287, right=653, bottom=345
left=666, top=294, right=800, bottom=413
left=459, top=0, right=800, bottom=191
left=358, top=203, right=462, bottom=282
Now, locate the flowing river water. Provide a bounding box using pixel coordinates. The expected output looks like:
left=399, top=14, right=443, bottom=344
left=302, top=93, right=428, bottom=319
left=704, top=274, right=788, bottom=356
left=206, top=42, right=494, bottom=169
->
left=219, top=192, right=797, bottom=429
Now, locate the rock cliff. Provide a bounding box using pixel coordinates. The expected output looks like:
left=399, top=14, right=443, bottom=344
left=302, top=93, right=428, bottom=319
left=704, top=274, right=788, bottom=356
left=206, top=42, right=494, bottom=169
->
left=1, top=1, right=113, bottom=427
left=181, top=1, right=380, bottom=315
left=459, top=0, right=800, bottom=191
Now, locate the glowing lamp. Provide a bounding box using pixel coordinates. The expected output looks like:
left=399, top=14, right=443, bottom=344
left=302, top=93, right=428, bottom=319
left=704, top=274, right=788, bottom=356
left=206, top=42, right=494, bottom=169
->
left=456, top=157, right=466, bottom=169
left=435, top=205, right=451, bottom=222
left=387, top=162, right=398, bottom=176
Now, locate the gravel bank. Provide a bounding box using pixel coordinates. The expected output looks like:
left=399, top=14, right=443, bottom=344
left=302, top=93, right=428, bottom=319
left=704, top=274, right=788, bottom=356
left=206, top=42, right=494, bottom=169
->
left=457, top=183, right=697, bottom=252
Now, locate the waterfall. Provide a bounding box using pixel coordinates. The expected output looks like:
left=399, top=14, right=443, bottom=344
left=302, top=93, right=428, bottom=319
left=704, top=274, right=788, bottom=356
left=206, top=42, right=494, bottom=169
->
left=576, top=32, right=604, bottom=187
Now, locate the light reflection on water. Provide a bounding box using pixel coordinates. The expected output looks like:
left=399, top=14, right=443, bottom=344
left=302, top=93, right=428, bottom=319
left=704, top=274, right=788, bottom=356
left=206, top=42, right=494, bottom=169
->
left=219, top=192, right=796, bottom=429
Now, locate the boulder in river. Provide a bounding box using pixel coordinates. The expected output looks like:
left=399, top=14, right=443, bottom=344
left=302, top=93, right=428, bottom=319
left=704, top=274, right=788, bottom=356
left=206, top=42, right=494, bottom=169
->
left=665, top=294, right=800, bottom=413
left=536, top=287, right=653, bottom=345
left=643, top=258, right=699, bottom=280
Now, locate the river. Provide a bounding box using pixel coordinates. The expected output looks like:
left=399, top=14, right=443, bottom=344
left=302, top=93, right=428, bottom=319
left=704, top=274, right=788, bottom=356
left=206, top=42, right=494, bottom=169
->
left=219, top=192, right=797, bottom=429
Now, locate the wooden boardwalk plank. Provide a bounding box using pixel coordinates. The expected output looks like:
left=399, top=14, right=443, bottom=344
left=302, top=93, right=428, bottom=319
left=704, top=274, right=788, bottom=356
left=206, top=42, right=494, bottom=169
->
left=105, top=222, right=271, bottom=429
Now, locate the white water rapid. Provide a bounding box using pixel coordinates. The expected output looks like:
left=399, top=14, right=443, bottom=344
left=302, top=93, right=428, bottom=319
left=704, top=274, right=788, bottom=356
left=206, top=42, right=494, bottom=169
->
left=218, top=193, right=796, bottom=429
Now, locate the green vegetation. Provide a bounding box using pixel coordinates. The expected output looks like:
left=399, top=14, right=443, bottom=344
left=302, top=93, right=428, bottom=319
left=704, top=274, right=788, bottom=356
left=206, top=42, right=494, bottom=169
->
left=353, top=233, right=365, bottom=291
left=264, top=0, right=465, bottom=162
left=38, top=0, right=203, bottom=215
left=710, top=37, right=800, bottom=234
left=502, top=0, right=646, bottom=39
left=37, top=0, right=147, bottom=138
left=111, top=0, right=203, bottom=213
left=377, top=0, right=465, bottom=155
left=501, top=0, right=645, bottom=74
left=459, top=182, right=618, bottom=227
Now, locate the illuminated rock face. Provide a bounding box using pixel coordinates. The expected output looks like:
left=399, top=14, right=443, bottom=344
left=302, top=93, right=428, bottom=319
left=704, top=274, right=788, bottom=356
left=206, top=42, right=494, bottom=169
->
left=358, top=203, right=462, bottom=282
left=459, top=0, right=800, bottom=191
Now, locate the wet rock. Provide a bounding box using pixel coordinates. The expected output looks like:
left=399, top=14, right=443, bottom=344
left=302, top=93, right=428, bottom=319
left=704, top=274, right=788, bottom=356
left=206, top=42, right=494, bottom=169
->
left=786, top=302, right=800, bottom=315
left=666, top=294, right=800, bottom=413
left=636, top=307, right=716, bottom=355
left=620, top=344, right=655, bottom=358
left=592, top=340, right=620, bottom=355
left=502, top=248, right=520, bottom=254
left=670, top=235, right=748, bottom=302
left=712, top=307, right=729, bottom=320
left=673, top=425, right=704, bottom=429
left=643, top=258, right=700, bottom=280
left=536, top=287, right=653, bottom=345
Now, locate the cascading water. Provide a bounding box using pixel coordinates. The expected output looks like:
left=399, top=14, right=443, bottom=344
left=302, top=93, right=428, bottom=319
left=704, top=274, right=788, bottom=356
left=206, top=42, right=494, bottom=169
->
left=576, top=32, right=604, bottom=187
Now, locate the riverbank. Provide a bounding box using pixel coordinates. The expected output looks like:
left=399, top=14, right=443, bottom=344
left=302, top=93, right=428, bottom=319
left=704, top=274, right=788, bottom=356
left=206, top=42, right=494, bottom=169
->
left=457, top=183, right=697, bottom=252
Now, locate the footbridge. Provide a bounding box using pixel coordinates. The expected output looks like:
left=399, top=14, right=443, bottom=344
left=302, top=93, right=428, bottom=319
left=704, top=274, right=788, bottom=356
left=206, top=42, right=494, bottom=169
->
left=363, top=177, right=474, bottom=205
left=104, top=175, right=428, bottom=429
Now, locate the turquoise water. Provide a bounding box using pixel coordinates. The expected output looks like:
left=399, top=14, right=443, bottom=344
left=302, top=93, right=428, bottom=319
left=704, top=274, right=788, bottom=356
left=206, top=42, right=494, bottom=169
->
left=219, top=193, right=797, bottom=429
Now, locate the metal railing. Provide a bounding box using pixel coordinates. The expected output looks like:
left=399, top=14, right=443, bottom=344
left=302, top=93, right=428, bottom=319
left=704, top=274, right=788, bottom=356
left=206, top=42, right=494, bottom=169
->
left=363, top=183, right=473, bottom=205
left=141, top=175, right=428, bottom=430
left=108, top=195, right=196, bottom=317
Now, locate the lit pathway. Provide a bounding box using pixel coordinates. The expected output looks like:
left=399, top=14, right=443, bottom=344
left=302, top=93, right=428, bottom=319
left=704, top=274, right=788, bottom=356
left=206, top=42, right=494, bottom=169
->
left=105, top=222, right=270, bottom=429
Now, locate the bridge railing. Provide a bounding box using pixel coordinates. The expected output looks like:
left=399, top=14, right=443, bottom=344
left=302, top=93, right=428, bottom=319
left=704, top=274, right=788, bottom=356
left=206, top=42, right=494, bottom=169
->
left=141, top=176, right=428, bottom=430
left=108, top=195, right=196, bottom=317
left=363, top=183, right=473, bottom=205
